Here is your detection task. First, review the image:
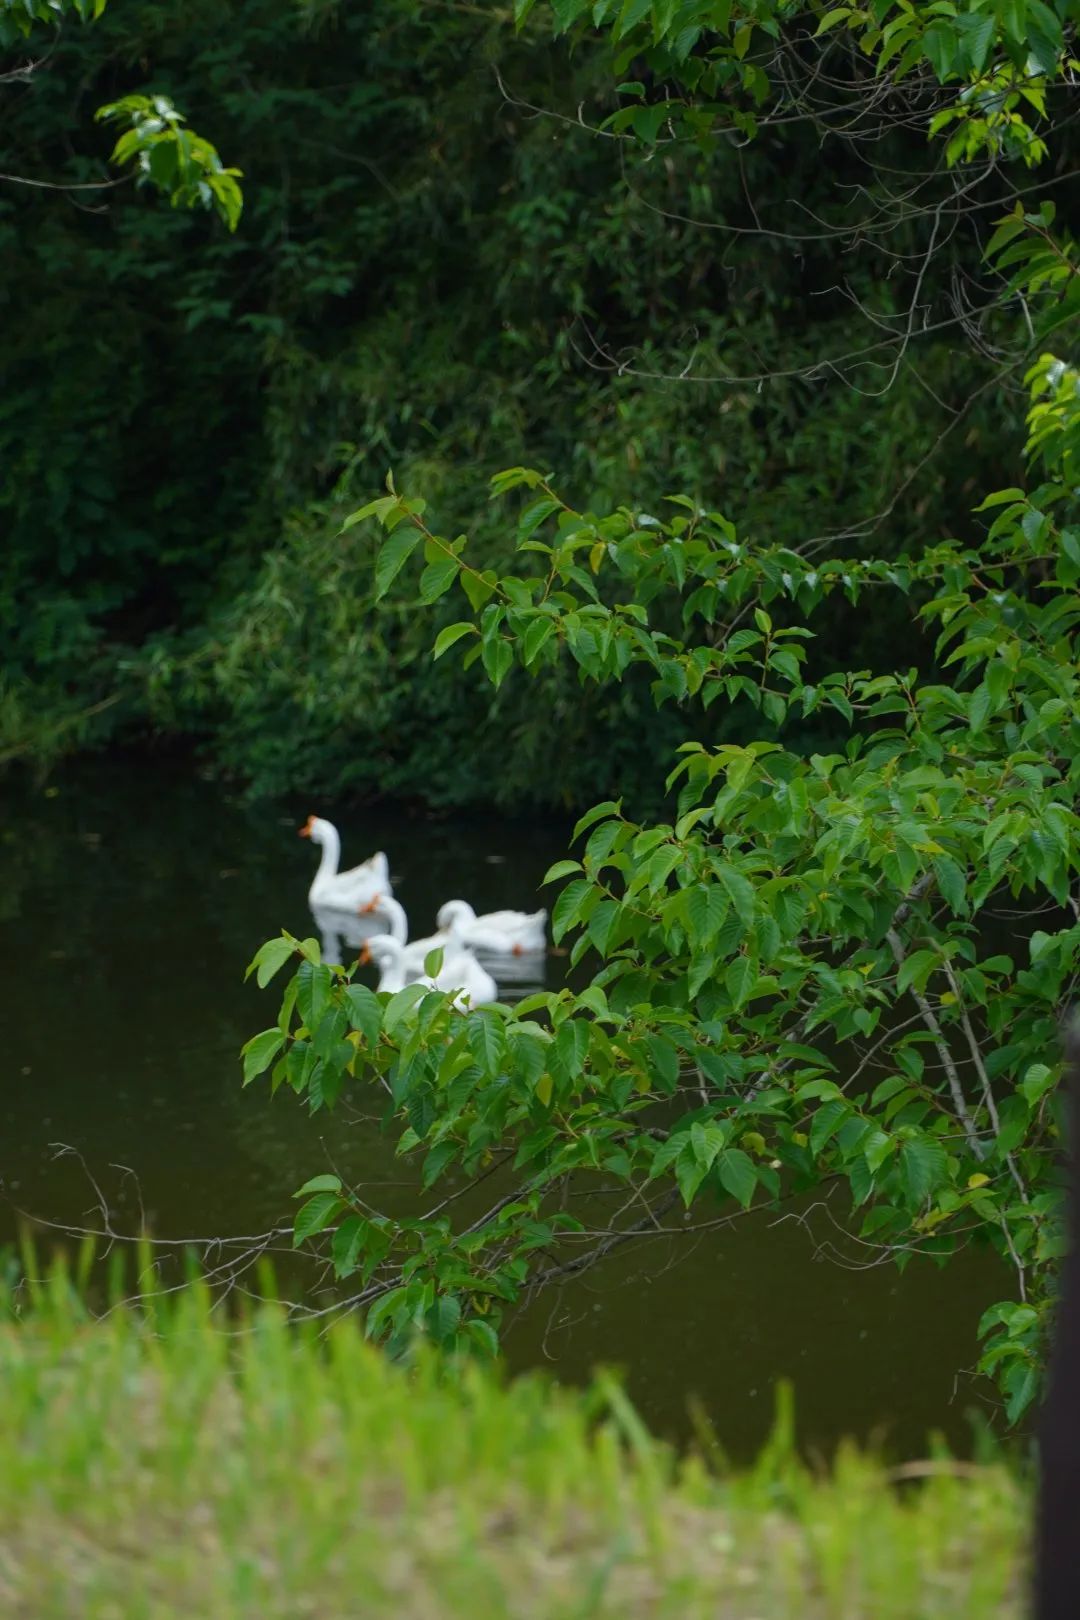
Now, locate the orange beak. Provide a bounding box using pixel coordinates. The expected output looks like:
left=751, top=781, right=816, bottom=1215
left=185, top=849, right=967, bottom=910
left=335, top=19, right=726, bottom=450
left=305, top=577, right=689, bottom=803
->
left=358, top=943, right=372, bottom=966
left=298, top=815, right=315, bottom=839
left=358, top=895, right=382, bottom=915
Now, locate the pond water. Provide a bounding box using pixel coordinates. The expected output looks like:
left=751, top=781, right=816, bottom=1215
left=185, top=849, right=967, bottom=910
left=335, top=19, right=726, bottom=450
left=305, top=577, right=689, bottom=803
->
left=0, top=758, right=1007, bottom=1458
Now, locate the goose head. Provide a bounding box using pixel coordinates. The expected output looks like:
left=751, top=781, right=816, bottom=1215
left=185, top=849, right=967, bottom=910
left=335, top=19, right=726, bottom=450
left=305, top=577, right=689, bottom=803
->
left=437, top=899, right=476, bottom=935
left=299, top=814, right=334, bottom=846
left=359, top=893, right=407, bottom=943
left=358, top=934, right=402, bottom=972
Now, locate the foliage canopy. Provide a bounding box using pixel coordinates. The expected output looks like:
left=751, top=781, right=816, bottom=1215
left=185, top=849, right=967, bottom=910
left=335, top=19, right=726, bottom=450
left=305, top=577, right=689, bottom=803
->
left=0, top=0, right=1051, bottom=806
left=241, top=0, right=1080, bottom=1424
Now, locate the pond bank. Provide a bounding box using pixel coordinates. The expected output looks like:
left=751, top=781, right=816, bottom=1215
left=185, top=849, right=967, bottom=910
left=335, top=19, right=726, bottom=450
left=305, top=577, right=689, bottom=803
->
left=0, top=1273, right=1028, bottom=1620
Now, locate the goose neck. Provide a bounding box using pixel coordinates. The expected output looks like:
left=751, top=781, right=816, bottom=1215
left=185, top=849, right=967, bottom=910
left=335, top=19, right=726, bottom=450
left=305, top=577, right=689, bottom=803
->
left=314, top=821, right=341, bottom=881
left=378, top=897, right=409, bottom=945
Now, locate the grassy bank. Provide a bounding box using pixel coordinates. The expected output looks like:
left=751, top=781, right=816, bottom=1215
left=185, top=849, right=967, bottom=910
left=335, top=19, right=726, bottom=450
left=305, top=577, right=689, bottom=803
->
left=0, top=1265, right=1029, bottom=1619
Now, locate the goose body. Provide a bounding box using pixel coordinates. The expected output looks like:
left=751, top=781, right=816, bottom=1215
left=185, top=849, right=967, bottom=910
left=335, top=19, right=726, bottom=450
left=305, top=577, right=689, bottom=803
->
left=437, top=898, right=547, bottom=956
left=300, top=816, right=390, bottom=911
left=363, top=935, right=497, bottom=1010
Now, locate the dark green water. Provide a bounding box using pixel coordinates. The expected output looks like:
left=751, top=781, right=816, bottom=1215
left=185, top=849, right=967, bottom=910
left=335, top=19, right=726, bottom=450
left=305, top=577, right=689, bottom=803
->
left=0, top=760, right=1007, bottom=1457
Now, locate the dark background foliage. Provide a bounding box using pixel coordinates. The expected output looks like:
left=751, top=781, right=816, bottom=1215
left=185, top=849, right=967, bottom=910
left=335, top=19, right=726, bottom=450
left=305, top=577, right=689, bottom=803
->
left=0, top=0, right=1029, bottom=808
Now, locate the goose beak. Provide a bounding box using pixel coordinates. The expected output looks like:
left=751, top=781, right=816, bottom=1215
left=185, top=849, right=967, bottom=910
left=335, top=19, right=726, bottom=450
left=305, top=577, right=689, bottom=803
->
left=358, top=895, right=381, bottom=915
left=358, top=943, right=372, bottom=966
left=298, top=816, right=315, bottom=839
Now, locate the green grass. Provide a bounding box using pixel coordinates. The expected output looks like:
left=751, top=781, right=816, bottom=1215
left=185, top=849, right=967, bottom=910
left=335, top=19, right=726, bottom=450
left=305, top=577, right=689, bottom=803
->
left=0, top=1257, right=1029, bottom=1619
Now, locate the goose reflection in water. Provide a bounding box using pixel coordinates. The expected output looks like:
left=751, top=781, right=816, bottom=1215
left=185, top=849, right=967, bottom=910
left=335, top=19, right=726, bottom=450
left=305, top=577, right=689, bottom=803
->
left=309, top=903, right=385, bottom=967
left=475, top=948, right=548, bottom=1000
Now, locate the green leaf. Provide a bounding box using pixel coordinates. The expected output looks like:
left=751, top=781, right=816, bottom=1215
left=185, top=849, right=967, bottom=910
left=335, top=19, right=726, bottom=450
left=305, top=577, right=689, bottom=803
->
left=421, top=1140, right=458, bottom=1190
left=365, top=1286, right=406, bottom=1342
left=464, top=1317, right=501, bottom=1357
left=646, top=844, right=682, bottom=893
left=1004, top=1361, right=1040, bottom=1425
left=573, top=800, right=622, bottom=840
left=614, top=0, right=652, bottom=43
left=344, top=983, right=382, bottom=1046
left=754, top=911, right=781, bottom=963
left=467, top=1011, right=507, bottom=1072
left=973, top=486, right=1026, bottom=511
left=341, top=495, right=393, bottom=531
left=964, top=10, right=994, bottom=73
left=246, top=936, right=295, bottom=988
left=922, top=20, right=955, bottom=78
left=645, top=1033, right=679, bottom=1093
left=523, top=616, right=557, bottom=666
left=576, top=983, right=610, bottom=1020
left=864, top=1130, right=893, bottom=1172
left=482, top=636, right=514, bottom=689
left=814, top=6, right=851, bottom=34
left=967, top=684, right=992, bottom=734
left=294, top=1173, right=343, bottom=1197
left=241, top=1028, right=284, bottom=1086
left=461, top=568, right=497, bottom=612
left=897, top=949, right=938, bottom=996
left=650, top=1132, right=689, bottom=1181
left=933, top=857, right=968, bottom=916
left=331, top=1215, right=367, bottom=1277
left=506, top=1028, right=549, bottom=1088
left=685, top=884, right=726, bottom=947
left=630, top=101, right=669, bottom=144
left=296, top=961, right=333, bottom=1028
left=543, top=858, right=584, bottom=884
left=551, top=1018, right=589, bottom=1082
left=312, top=1005, right=347, bottom=1061
left=374, top=527, right=422, bottom=599
left=419, top=553, right=459, bottom=604
left=277, top=977, right=299, bottom=1037
left=1061, top=529, right=1080, bottom=568
left=1019, top=1063, right=1056, bottom=1107
left=433, top=622, right=476, bottom=660
left=725, top=954, right=755, bottom=1009
left=899, top=1138, right=948, bottom=1204
left=810, top=1099, right=849, bottom=1157
left=691, top=1120, right=726, bottom=1169
left=871, top=1075, right=908, bottom=1107
left=717, top=1147, right=757, bottom=1208
left=1026, top=0, right=1062, bottom=72
left=408, top=1085, right=436, bottom=1140
left=718, top=864, right=756, bottom=927
left=429, top=1293, right=462, bottom=1343
left=676, top=1145, right=708, bottom=1206
left=848, top=1156, right=874, bottom=1205
left=552, top=878, right=590, bottom=943
left=383, top=982, right=429, bottom=1033
left=293, top=1191, right=345, bottom=1246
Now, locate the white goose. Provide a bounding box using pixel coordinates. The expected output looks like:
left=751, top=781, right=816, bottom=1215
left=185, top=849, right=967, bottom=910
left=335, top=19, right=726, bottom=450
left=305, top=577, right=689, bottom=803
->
left=359, top=895, right=448, bottom=975
left=361, top=935, right=497, bottom=1011
left=437, top=898, right=547, bottom=956
left=299, top=816, right=390, bottom=910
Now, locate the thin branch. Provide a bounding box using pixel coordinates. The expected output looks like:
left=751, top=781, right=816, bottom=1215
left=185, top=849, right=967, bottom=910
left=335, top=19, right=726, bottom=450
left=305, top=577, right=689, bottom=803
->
left=886, top=930, right=982, bottom=1156
left=941, top=958, right=1030, bottom=1206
